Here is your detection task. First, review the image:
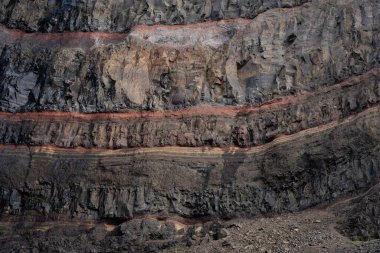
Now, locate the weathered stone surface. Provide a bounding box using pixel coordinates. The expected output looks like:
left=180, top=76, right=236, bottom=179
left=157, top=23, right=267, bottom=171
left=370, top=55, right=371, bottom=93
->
left=0, top=69, right=379, bottom=149
left=1, top=107, right=380, bottom=220
left=336, top=185, right=380, bottom=241
left=0, top=0, right=308, bottom=32
left=0, top=0, right=379, bottom=113
left=0, top=0, right=380, bottom=251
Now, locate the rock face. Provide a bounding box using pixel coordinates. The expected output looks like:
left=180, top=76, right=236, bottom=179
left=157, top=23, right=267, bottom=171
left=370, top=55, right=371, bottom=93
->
left=1, top=108, right=380, bottom=221
left=0, top=0, right=380, bottom=252
left=1, top=0, right=379, bottom=113
left=0, top=0, right=308, bottom=32
left=336, top=184, right=380, bottom=241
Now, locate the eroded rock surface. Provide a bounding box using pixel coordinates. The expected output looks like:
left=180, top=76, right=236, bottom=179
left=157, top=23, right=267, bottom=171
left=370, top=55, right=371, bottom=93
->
left=335, top=184, right=380, bottom=241
left=0, top=0, right=308, bottom=32
left=1, top=108, right=380, bottom=220
left=0, top=0, right=380, bottom=252
left=0, top=0, right=379, bottom=112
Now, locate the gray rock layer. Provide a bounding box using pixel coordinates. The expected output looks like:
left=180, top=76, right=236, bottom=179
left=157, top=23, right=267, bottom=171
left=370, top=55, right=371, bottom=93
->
left=0, top=0, right=308, bottom=32
left=0, top=71, right=379, bottom=149
left=336, top=185, right=380, bottom=241
left=1, top=108, right=380, bottom=220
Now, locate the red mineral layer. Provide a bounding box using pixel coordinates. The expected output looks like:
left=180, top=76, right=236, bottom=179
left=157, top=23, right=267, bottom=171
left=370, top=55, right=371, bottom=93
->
left=0, top=24, right=129, bottom=49
left=0, top=68, right=378, bottom=123
left=0, top=18, right=251, bottom=49
left=0, top=104, right=379, bottom=155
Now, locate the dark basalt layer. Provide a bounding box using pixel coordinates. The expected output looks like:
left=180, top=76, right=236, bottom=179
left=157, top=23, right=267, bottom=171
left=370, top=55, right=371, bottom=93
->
left=1, top=107, right=380, bottom=220
left=0, top=69, right=379, bottom=148
left=336, top=184, right=380, bottom=241
left=0, top=0, right=308, bottom=32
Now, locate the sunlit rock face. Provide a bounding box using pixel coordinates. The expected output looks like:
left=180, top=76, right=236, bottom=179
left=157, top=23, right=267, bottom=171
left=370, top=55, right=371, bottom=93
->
left=0, top=0, right=380, bottom=252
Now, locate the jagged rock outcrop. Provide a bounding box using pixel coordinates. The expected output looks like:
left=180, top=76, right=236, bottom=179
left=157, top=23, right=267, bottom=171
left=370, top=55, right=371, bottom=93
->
left=336, top=184, right=380, bottom=241
left=0, top=0, right=380, bottom=252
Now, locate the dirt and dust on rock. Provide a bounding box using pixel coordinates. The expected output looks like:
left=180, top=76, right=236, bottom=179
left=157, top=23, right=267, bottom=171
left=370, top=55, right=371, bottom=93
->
left=164, top=203, right=380, bottom=253
left=1, top=197, right=380, bottom=253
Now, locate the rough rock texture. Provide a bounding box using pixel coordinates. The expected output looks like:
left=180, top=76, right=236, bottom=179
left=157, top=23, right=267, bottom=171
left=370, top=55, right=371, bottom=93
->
left=0, top=70, right=379, bottom=149
left=0, top=0, right=380, bottom=252
left=0, top=0, right=308, bottom=32
left=336, top=184, right=380, bottom=241
left=1, top=107, right=380, bottom=220
left=0, top=0, right=379, bottom=112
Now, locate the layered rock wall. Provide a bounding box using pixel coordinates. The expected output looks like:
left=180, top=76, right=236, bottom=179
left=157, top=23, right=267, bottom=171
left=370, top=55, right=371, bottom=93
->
left=0, top=0, right=378, bottom=113
left=1, top=107, right=380, bottom=220
left=0, top=0, right=308, bottom=32
left=0, top=0, right=379, bottom=234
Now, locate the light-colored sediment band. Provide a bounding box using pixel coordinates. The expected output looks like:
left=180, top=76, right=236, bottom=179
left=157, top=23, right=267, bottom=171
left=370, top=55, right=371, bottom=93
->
left=0, top=18, right=251, bottom=49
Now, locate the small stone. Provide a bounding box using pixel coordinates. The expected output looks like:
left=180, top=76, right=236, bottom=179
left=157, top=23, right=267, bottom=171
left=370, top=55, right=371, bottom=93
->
left=222, top=240, right=232, bottom=247
left=244, top=245, right=254, bottom=250
left=200, top=233, right=211, bottom=244
left=216, top=228, right=230, bottom=240
left=228, top=223, right=242, bottom=229
left=314, top=220, right=321, bottom=223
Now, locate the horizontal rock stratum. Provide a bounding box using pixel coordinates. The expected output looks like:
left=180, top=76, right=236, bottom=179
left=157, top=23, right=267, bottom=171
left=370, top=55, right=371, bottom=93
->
left=0, top=0, right=380, bottom=252
left=0, top=0, right=308, bottom=32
